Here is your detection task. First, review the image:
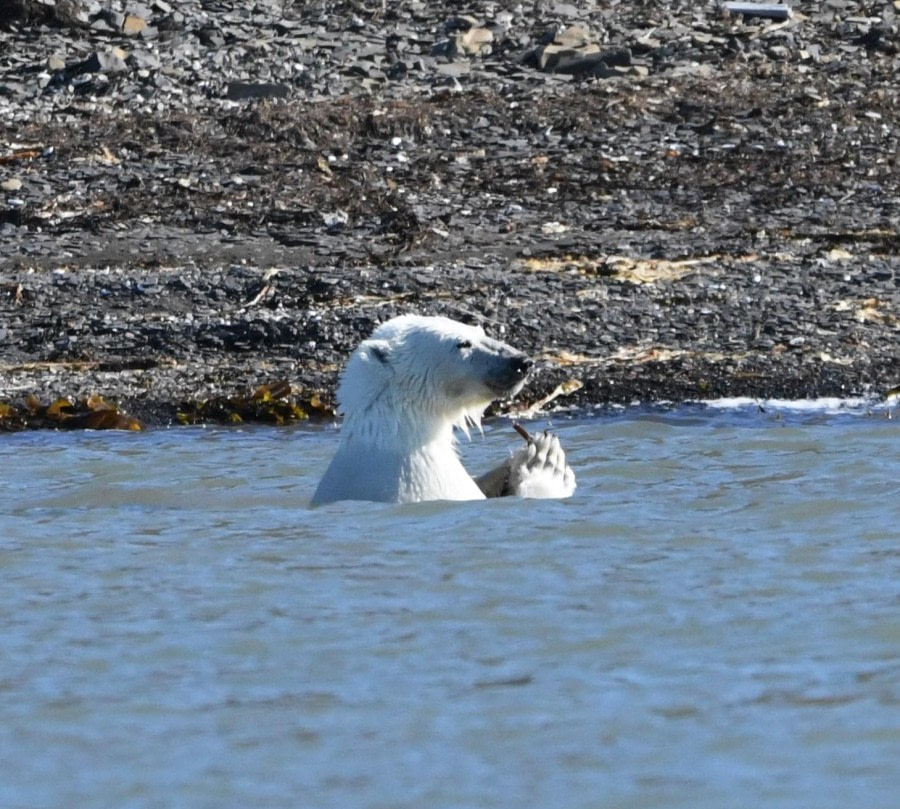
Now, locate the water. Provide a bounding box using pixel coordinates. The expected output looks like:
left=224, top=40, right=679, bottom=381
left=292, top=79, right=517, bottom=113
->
left=1, top=402, right=898, bottom=809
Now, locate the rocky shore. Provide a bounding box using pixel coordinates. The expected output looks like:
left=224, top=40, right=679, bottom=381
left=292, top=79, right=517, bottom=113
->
left=2, top=0, right=899, bottom=427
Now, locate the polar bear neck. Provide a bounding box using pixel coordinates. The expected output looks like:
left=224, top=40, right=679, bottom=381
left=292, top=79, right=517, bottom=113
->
left=340, top=392, right=481, bottom=453
left=334, top=393, right=486, bottom=502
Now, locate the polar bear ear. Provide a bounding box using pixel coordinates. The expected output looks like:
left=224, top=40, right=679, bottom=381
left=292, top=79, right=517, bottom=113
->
left=337, top=337, right=395, bottom=414
left=359, top=338, right=393, bottom=366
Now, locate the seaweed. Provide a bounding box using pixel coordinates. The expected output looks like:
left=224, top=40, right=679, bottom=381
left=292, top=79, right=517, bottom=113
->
left=176, top=380, right=334, bottom=426
left=0, top=393, right=143, bottom=431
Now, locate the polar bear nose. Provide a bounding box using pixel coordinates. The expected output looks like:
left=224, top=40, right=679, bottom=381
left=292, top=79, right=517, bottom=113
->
left=502, top=354, right=533, bottom=385
left=514, top=356, right=534, bottom=378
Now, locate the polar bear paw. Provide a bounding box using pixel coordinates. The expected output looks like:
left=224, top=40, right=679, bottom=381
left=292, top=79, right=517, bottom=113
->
left=508, top=430, right=576, bottom=499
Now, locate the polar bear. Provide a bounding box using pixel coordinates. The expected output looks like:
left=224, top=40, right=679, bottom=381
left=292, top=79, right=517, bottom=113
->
left=311, top=314, right=576, bottom=505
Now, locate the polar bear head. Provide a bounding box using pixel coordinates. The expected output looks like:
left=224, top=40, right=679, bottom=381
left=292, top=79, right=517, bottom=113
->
left=337, top=315, right=533, bottom=438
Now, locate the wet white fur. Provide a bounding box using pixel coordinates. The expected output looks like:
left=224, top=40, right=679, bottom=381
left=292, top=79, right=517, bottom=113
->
left=508, top=432, right=577, bottom=498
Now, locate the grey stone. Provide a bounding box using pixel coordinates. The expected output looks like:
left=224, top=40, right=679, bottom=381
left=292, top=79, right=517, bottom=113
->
left=129, top=50, right=161, bottom=69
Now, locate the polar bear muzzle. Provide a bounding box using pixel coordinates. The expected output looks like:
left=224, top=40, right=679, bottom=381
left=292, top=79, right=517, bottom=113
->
left=477, top=339, right=534, bottom=397
left=485, top=352, right=534, bottom=397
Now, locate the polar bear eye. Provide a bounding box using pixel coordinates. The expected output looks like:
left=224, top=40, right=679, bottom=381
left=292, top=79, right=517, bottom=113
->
left=456, top=340, right=473, bottom=350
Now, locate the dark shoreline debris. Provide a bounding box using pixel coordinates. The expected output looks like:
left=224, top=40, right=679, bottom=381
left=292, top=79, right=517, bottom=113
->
left=1, top=1, right=899, bottom=428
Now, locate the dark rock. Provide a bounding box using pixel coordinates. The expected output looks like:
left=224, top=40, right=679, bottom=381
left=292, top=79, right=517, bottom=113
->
left=0, top=0, right=86, bottom=30
left=225, top=82, right=291, bottom=100
left=550, top=47, right=633, bottom=75
left=195, top=25, right=225, bottom=47
left=90, top=10, right=125, bottom=32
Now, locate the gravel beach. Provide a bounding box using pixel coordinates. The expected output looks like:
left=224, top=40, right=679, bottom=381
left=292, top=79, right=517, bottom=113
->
left=1, top=0, right=898, bottom=427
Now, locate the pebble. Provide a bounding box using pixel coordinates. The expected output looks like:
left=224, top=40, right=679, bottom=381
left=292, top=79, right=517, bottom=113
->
left=123, top=15, right=147, bottom=36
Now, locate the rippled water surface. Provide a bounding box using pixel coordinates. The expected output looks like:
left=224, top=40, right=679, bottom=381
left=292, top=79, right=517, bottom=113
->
left=2, top=403, right=898, bottom=809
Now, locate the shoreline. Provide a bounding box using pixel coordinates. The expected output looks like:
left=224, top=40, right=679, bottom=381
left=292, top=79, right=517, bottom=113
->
left=2, top=1, right=898, bottom=428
